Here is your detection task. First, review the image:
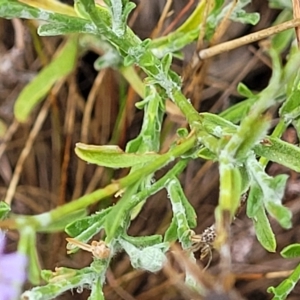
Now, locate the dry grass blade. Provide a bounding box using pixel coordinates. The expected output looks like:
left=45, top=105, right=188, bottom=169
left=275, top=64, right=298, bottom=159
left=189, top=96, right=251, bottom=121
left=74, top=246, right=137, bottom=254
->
left=199, top=18, right=300, bottom=59
left=4, top=97, right=51, bottom=205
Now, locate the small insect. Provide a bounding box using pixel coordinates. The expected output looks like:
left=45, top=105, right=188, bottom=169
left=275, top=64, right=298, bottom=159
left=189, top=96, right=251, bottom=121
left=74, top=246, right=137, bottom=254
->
left=190, top=225, right=216, bottom=268
left=66, top=238, right=111, bottom=259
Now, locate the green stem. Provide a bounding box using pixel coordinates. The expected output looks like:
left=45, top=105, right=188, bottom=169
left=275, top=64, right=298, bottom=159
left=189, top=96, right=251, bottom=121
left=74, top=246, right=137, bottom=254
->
left=8, top=135, right=196, bottom=230
left=171, top=89, right=202, bottom=130
left=82, top=0, right=201, bottom=126
left=119, top=65, right=145, bottom=98
left=119, top=134, right=196, bottom=187
left=128, top=159, right=189, bottom=209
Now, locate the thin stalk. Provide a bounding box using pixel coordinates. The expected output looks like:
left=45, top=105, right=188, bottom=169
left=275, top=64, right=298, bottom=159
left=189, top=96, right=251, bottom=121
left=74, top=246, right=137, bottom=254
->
left=1, top=135, right=196, bottom=230
left=199, top=18, right=300, bottom=59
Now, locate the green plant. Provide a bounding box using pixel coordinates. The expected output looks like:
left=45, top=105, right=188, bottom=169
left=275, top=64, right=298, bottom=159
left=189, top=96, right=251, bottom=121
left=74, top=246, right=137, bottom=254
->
left=0, top=0, right=300, bottom=299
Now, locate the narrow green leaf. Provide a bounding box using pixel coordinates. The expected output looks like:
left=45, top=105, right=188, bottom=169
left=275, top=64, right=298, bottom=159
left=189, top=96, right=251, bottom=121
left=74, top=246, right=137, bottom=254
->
left=27, top=236, right=42, bottom=285
left=279, top=68, right=300, bottom=139
left=268, top=0, right=291, bottom=9
left=65, top=209, right=112, bottom=254
left=164, top=216, right=178, bottom=243
left=79, top=0, right=113, bottom=34
left=280, top=86, right=300, bottom=124
left=22, top=267, right=95, bottom=300
left=167, top=178, right=194, bottom=248
left=105, top=182, right=141, bottom=242
left=161, top=53, right=173, bottom=74
left=219, top=77, right=274, bottom=159
left=0, top=0, right=52, bottom=19
left=0, top=0, right=88, bottom=28
left=0, top=201, right=10, bottom=220
left=246, top=183, right=263, bottom=218
left=236, top=82, right=256, bottom=98
left=90, top=276, right=105, bottom=300
left=253, top=206, right=276, bottom=252
left=74, top=0, right=92, bottom=19
left=271, top=24, right=293, bottom=54
left=177, top=128, right=189, bottom=139
left=121, top=234, right=162, bottom=248
left=66, top=213, right=110, bottom=254
left=239, top=166, right=250, bottom=194
left=14, top=37, right=78, bottom=122
left=67, top=222, right=104, bottom=254
left=232, top=11, right=260, bottom=25
left=122, top=2, right=136, bottom=25
left=38, top=22, right=97, bottom=36
left=150, top=0, right=206, bottom=57
left=65, top=207, right=111, bottom=237
left=199, top=112, right=238, bottom=137
left=94, top=49, right=122, bottom=70
left=104, top=0, right=135, bottom=37
left=207, top=0, right=259, bottom=40
left=18, top=227, right=41, bottom=284
left=282, top=45, right=300, bottom=85
left=265, top=202, right=292, bottom=229
left=199, top=113, right=300, bottom=172
left=234, top=114, right=270, bottom=160
left=292, top=118, right=300, bottom=141
left=230, top=0, right=260, bottom=25
left=176, top=0, right=206, bottom=33
left=281, top=244, right=300, bottom=258
left=197, top=147, right=217, bottom=160
left=268, top=264, right=300, bottom=299
left=75, top=143, right=160, bottom=168
left=254, top=137, right=300, bottom=172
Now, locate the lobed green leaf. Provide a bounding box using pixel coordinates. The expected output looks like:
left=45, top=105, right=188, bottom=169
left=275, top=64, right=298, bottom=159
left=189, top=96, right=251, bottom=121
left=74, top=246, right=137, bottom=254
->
left=118, top=238, right=168, bottom=272
left=246, top=156, right=291, bottom=229
left=167, top=178, right=195, bottom=248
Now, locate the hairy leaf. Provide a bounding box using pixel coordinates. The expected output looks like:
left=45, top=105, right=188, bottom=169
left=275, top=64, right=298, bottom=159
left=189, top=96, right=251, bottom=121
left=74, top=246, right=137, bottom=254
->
left=253, top=206, right=276, bottom=252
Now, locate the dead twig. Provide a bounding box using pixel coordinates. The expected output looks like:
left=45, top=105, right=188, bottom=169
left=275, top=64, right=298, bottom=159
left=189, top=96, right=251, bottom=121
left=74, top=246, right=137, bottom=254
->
left=199, top=18, right=300, bottom=59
